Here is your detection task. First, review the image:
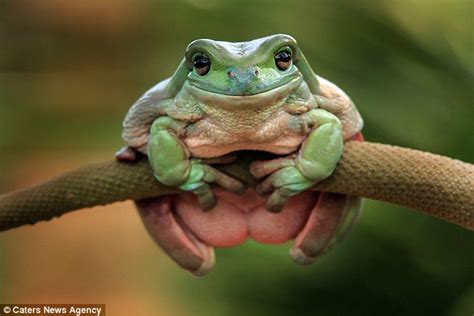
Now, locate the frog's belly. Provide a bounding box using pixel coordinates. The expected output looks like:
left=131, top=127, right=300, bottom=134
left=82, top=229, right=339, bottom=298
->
left=185, top=135, right=305, bottom=158
left=184, top=114, right=306, bottom=158
left=173, top=189, right=318, bottom=247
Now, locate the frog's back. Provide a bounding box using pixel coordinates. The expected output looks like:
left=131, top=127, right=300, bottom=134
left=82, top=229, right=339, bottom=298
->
left=121, top=78, right=174, bottom=153
left=316, top=75, right=363, bottom=140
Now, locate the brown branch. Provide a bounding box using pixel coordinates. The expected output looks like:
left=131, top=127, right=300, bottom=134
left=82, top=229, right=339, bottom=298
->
left=0, top=141, right=472, bottom=232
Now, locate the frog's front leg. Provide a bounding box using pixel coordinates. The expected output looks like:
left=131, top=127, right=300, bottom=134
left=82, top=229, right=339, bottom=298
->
left=148, top=116, right=245, bottom=210
left=250, top=109, right=343, bottom=212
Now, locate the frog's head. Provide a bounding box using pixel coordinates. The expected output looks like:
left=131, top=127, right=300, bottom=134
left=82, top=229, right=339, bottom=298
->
left=177, top=34, right=319, bottom=105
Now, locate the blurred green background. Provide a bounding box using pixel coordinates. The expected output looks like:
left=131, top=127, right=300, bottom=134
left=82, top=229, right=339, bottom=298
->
left=0, top=0, right=473, bottom=315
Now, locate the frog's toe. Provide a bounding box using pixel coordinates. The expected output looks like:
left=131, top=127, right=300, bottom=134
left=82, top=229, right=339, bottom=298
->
left=200, top=153, right=238, bottom=165
left=188, top=183, right=217, bottom=211
left=266, top=187, right=299, bottom=212
left=250, top=156, right=296, bottom=179
left=290, top=193, right=361, bottom=265
left=115, top=146, right=137, bottom=161
left=255, top=166, right=313, bottom=212
left=181, top=164, right=246, bottom=211
left=136, top=196, right=215, bottom=276
left=256, top=166, right=307, bottom=194
left=202, top=165, right=246, bottom=194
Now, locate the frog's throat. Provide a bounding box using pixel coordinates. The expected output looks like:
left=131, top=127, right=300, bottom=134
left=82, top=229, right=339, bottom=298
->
left=184, top=77, right=303, bottom=109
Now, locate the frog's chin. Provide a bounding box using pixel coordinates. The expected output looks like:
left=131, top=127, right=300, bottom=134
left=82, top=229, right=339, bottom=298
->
left=185, top=76, right=303, bottom=109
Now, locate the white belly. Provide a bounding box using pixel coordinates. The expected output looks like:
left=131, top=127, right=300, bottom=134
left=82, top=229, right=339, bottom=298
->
left=184, top=110, right=306, bottom=158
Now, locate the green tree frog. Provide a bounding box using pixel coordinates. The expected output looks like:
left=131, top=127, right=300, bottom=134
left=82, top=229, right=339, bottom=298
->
left=117, top=34, right=364, bottom=276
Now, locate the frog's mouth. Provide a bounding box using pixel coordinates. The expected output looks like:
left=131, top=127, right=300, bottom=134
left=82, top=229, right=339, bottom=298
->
left=185, top=76, right=303, bottom=109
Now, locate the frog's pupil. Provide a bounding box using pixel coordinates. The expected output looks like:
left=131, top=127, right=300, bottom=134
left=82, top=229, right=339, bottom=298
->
left=193, top=56, right=209, bottom=68
left=193, top=55, right=210, bottom=75
left=276, top=51, right=291, bottom=62
left=275, top=51, right=292, bottom=70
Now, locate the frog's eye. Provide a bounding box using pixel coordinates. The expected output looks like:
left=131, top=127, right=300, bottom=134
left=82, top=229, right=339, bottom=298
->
left=193, top=54, right=211, bottom=76
left=274, top=50, right=292, bottom=71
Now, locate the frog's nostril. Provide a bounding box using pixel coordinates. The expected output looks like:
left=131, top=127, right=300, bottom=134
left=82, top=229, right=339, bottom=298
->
left=254, top=69, right=259, bottom=76
left=227, top=70, right=235, bottom=78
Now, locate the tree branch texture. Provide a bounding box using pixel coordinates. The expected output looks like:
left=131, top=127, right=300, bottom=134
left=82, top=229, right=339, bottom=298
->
left=0, top=141, right=472, bottom=232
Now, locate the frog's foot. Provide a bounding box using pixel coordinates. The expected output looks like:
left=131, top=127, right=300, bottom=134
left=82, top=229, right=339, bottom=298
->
left=148, top=116, right=245, bottom=211
left=137, top=196, right=215, bottom=277
left=250, top=156, right=315, bottom=212
left=115, top=146, right=138, bottom=161
left=290, top=193, right=362, bottom=265
left=179, top=159, right=246, bottom=211
left=251, top=109, right=343, bottom=212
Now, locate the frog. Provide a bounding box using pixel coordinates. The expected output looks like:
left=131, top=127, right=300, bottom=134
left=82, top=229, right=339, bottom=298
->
left=116, top=34, right=364, bottom=276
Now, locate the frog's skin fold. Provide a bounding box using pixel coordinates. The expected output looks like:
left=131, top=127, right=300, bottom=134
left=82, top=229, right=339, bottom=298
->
left=118, top=34, right=364, bottom=276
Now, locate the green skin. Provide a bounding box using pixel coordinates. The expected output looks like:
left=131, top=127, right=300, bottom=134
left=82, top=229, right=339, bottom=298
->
left=121, top=34, right=361, bottom=212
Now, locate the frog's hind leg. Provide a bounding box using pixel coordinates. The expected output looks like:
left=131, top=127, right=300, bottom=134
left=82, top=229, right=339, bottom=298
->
left=136, top=196, right=215, bottom=276
left=290, top=193, right=362, bottom=265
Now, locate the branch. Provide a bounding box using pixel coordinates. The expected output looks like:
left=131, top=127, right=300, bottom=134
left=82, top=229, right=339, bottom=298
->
left=0, top=141, right=472, bottom=232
